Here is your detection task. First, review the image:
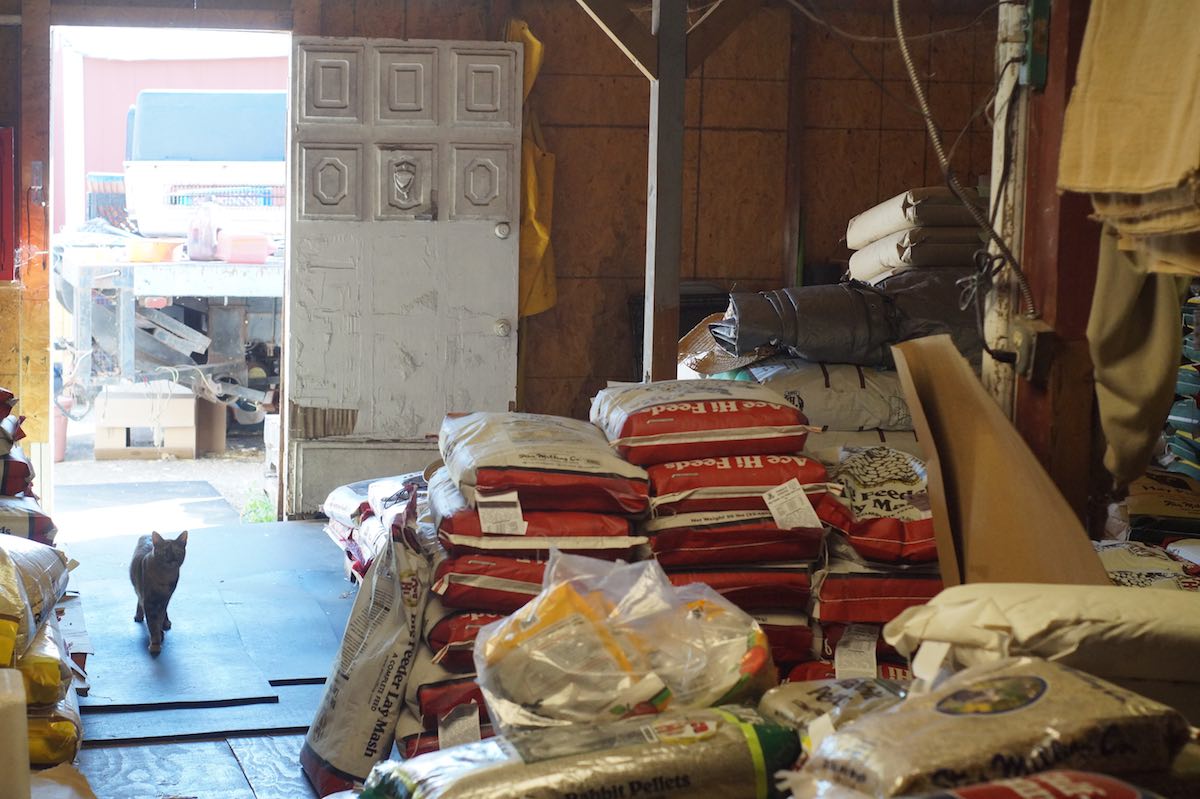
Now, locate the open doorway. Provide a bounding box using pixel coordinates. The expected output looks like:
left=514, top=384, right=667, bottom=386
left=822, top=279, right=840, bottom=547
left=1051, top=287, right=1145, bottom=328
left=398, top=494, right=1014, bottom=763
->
left=48, top=27, right=289, bottom=535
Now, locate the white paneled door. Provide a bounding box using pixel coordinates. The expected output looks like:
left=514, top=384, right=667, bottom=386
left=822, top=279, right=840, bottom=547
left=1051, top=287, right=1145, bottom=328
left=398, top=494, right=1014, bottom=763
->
left=287, top=37, right=522, bottom=512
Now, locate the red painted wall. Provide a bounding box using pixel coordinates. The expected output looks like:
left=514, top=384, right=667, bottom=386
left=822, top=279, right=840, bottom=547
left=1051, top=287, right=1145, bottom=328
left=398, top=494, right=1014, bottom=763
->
left=53, top=54, right=287, bottom=232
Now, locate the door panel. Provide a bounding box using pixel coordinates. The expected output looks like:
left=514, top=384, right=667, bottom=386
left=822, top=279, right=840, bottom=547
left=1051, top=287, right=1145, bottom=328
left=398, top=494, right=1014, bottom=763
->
left=287, top=37, right=522, bottom=514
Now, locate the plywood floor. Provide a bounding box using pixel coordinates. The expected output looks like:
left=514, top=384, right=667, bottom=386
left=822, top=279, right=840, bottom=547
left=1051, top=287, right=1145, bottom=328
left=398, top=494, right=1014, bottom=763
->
left=77, top=734, right=318, bottom=799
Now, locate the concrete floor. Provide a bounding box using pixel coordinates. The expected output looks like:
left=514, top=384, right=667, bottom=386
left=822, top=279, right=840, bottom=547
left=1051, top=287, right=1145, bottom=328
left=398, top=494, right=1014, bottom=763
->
left=55, top=407, right=270, bottom=518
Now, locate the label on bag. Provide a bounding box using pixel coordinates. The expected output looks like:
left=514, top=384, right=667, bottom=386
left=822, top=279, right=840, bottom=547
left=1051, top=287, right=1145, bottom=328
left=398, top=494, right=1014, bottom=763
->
left=834, top=623, right=879, bottom=680
left=477, top=491, right=527, bottom=536
left=765, top=478, right=823, bottom=530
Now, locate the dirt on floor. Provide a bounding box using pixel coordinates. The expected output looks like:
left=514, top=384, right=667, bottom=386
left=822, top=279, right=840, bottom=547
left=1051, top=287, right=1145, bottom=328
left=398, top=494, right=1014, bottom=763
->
left=55, top=408, right=272, bottom=518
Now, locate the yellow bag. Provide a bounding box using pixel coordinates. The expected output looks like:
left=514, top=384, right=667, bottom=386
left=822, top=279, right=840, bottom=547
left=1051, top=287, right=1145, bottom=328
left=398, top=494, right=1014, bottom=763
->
left=506, top=19, right=556, bottom=319
left=0, top=536, right=70, bottom=667
left=17, top=616, right=71, bottom=705
left=28, top=684, right=82, bottom=767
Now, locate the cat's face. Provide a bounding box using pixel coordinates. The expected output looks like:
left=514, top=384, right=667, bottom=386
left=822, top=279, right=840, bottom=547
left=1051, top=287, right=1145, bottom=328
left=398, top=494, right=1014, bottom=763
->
left=150, top=530, right=188, bottom=568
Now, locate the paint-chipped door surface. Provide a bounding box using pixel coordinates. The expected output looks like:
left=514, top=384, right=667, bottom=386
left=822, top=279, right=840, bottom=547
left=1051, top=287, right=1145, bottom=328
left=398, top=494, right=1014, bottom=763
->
left=287, top=38, right=521, bottom=513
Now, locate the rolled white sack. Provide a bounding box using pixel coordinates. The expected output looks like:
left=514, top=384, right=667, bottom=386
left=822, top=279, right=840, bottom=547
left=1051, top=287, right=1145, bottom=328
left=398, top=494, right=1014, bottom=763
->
left=884, top=583, right=1200, bottom=719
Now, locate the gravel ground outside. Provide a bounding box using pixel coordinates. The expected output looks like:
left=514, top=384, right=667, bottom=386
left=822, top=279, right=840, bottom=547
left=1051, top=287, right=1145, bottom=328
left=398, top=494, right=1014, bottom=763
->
left=54, top=406, right=272, bottom=518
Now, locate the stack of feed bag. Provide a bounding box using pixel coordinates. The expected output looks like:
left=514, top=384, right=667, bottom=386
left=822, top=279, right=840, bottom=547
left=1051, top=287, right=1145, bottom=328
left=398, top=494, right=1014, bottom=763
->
left=803, top=446, right=942, bottom=682
left=590, top=380, right=842, bottom=675
left=1164, top=290, right=1200, bottom=479
left=0, top=534, right=76, bottom=767
left=845, top=186, right=983, bottom=285
left=677, top=311, right=925, bottom=459
left=1092, top=539, right=1200, bottom=591
left=0, top=390, right=56, bottom=546
left=394, top=412, right=651, bottom=758
left=321, top=472, right=425, bottom=580
left=746, top=357, right=924, bottom=461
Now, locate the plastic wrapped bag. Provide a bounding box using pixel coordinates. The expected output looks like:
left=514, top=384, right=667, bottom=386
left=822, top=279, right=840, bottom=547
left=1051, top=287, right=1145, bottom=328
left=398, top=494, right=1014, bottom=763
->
left=429, top=467, right=644, bottom=560
left=17, top=616, right=72, bottom=705
left=439, top=412, right=650, bottom=514
left=667, top=568, right=813, bottom=613
left=28, top=685, right=82, bottom=767
left=0, top=496, right=59, bottom=545
left=301, top=489, right=432, bottom=797
left=786, top=658, right=1191, bottom=798
left=786, top=771, right=1169, bottom=799
left=363, top=706, right=800, bottom=799
left=0, top=535, right=70, bottom=666
left=648, top=454, right=829, bottom=516
left=759, top=678, right=905, bottom=756
left=424, top=600, right=504, bottom=673
left=748, top=359, right=912, bottom=433
left=590, top=380, right=812, bottom=466
left=474, top=553, right=777, bottom=734
left=830, top=447, right=936, bottom=565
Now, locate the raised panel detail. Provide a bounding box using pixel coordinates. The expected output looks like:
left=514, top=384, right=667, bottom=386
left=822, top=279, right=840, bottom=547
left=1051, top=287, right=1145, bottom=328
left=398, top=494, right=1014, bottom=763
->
left=466, top=65, right=501, bottom=112
left=300, top=46, right=362, bottom=121
left=452, top=49, right=517, bottom=126
left=450, top=145, right=513, bottom=220
left=377, top=145, right=436, bottom=220
left=377, top=48, right=437, bottom=124
left=300, top=145, right=362, bottom=220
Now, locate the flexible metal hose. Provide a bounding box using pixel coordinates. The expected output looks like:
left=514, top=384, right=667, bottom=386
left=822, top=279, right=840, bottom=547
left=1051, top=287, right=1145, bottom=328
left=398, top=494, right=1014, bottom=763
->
left=893, top=0, right=1038, bottom=320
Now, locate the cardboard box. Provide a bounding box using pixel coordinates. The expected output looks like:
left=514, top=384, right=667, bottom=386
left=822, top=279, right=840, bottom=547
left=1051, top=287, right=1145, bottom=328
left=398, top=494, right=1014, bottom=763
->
left=1127, top=468, right=1200, bottom=542
left=93, top=382, right=226, bottom=459
left=55, top=593, right=92, bottom=674
left=892, top=335, right=1108, bottom=586
left=94, top=380, right=195, bottom=428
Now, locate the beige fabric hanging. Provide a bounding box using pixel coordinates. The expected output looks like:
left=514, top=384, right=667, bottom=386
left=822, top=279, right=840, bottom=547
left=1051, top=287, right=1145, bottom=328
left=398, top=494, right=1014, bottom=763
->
left=1088, top=227, right=1189, bottom=487
left=1058, top=0, right=1200, bottom=194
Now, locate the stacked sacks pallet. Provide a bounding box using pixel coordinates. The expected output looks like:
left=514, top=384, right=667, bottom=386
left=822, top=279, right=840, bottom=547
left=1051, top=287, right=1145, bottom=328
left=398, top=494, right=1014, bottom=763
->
left=845, top=187, right=983, bottom=286
left=746, top=358, right=923, bottom=462
left=0, top=524, right=75, bottom=768
left=320, top=472, right=426, bottom=580
left=591, top=380, right=845, bottom=675
left=0, top=390, right=55, bottom=544
left=802, top=446, right=942, bottom=682
left=0, top=389, right=80, bottom=768
left=1162, top=287, right=1200, bottom=478
left=394, top=412, right=652, bottom=759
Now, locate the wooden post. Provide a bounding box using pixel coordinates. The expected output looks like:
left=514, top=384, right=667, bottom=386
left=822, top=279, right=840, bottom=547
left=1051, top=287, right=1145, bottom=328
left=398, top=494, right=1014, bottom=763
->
left=642, top=0, right=685, bottom=382
left=1014, top=0, right=1101, bottom=523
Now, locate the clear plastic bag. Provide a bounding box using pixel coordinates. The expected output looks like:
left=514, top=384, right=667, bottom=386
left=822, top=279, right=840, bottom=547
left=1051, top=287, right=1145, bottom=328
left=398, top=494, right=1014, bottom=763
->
left=474, top=552, right=776, bottom=734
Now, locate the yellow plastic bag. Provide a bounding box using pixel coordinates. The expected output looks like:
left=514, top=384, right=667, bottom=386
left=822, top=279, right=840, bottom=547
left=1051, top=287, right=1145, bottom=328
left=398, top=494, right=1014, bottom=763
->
left=28, top=685, right=81, bottom=767
left=506, top=19, right=556, bottom=319
left=479, top=580, right=662, bottom=727
left=474, top=553, right=778, bottom=735
left=0, top=536, right=70, bottom=667
left=17, top=616, right=71, bottom=705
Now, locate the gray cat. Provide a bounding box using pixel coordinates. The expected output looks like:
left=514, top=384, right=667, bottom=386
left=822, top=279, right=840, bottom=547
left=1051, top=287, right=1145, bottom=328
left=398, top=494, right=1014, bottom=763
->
left=129, top=531, right=188, bottom=654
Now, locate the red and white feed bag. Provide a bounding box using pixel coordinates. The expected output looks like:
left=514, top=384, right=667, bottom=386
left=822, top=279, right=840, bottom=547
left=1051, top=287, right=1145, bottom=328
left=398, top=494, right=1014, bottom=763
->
left=439, top=412, right=650, bottom=514
left=591, top=380, right=812, bottom=465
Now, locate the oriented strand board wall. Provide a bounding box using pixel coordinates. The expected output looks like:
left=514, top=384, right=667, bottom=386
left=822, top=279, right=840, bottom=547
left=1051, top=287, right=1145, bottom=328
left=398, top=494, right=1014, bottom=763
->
left=517, top=1, right=793, bottom=418
left=798, top=0, right=996, bottom=266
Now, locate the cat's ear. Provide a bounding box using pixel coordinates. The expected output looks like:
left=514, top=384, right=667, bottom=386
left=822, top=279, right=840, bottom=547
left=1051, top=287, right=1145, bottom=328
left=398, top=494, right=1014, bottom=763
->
left=152, top=531, right=164, bottom=546
left=176, top=531, right=188, bottom=546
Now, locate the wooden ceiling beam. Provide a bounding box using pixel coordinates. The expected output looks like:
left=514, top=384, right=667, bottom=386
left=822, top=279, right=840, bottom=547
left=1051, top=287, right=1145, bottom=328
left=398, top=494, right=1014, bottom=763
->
left=685, top=0, right=762, bottom=75
left=574, top=0, right=658, bottom=80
